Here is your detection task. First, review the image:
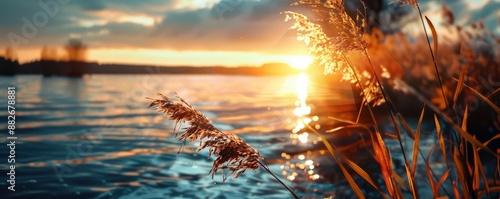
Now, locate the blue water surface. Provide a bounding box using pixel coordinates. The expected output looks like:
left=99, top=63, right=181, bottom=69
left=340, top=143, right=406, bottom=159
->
left=0, top=74, right=361, bottom=199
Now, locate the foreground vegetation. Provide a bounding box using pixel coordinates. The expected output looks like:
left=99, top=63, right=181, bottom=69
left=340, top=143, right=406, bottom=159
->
left=149, top=0, right=499, bottom=198
left=284, top=0, right=499, bottom=198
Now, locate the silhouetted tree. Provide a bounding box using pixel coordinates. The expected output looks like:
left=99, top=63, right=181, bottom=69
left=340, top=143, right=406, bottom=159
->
left=40, top=46, right=58, bottom=61
left=64, top=39, right=89, bottom=77
left=64, top=39, right=87, bottom=62
left=4, top=47, right=18, bottom=61
left=1, top=47, right=19, bottom=76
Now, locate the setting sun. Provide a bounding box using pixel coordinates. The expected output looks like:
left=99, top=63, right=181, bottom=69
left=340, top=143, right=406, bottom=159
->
left=285, top=55, right=314, bottom=70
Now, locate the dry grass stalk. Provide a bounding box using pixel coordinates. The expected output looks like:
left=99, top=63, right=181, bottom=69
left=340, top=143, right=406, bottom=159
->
left=148, top=93, right=261, bottom=181
left=288, top=0, right=500, bottom=198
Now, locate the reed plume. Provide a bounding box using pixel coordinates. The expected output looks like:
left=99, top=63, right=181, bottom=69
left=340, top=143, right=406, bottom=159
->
left=148, top=93, right=261, bottom=181
left=285, top=0, right=386, bottom=106
left=149, top=93, right=301, bottom=199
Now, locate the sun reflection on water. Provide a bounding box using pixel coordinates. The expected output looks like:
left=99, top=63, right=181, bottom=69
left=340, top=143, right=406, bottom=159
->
left=281, top=72, right=323, bottom=182
left=293, top=73, right=310, bottom=117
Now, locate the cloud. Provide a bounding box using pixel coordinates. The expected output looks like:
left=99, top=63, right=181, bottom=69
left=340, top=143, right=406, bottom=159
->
left=419, top=0, right=499, bottom=34
left=0, top=0, right=306, bottom=54
left=149, top=0, right=302, bottom=52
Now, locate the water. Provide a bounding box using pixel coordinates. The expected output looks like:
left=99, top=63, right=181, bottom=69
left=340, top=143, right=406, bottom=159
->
left=0, top=74, right=362, bottom=199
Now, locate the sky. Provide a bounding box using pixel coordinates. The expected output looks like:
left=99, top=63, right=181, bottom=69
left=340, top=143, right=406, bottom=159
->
left=0, top=0, right=497, bottom=66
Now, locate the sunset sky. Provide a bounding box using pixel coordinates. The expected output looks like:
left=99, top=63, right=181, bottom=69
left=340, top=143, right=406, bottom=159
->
left=0, top=0, right=497, bottom=66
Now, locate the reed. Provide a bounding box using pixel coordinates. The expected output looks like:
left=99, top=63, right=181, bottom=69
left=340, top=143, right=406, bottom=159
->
left=286, top=0, right=500, bottom=198
left=148, top=93, right=300, bottom=199
left=147, top=0, right=499, bottom=198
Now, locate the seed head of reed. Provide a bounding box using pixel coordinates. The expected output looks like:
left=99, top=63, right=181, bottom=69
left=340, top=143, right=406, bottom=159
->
left=148, top=93, right=261, bottom=181
left=286, top=0, right=387, bottom=106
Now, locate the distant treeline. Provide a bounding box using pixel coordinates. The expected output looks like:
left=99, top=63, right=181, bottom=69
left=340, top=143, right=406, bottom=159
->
left=1, top=58, right=300, bottom=76
left=0, top=56, right=19, bottom=76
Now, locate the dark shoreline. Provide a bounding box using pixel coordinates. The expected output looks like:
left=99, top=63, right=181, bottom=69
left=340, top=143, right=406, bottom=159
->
left=1, top=59, right=301, bottom=77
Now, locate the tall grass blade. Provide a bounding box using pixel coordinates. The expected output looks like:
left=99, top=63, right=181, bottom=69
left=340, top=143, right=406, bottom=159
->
left=435, top=169, right=451, bottom=197
left=453, top=72, right=466, bottom=109
left=425, top=16, right=439, bottom=59
left=342, top=152, right=388, bottom=198
left=356, top=98, right=366, bottom=123
left=305, top=125, right=366, bottom=199
left=389, top=113, right=414, bottom=173
left=455, top=78, right=500, bottom=114
left=462, top=105, right=468, bottom=131
left=417, top=4, right=449, bottom=109
left=452, top=180, right=461, bottom=199
left=481, top=134, right=500, bottom=148
left=472, top=141, right=491, bottom=197
left=391, top=170, right=409, bottom=191
left=434, top=114, right=448, bottom=164
left=485, top=88, right=500, bottom=100
left=394, top=181, right=405, bottom=199
left=396, top=114, right=416, bottom=139
left=425, top=139, right=440, bottom=197
left=425, top=161, right=436, bottom=196
left=326, top=124, right=372, bottom=134
left=412, top=106, right=425, bottom=177
left=457, top=122, right=495, bottom=156
left=478, top=186, right=500, bottom=198
left=399, top=80, right=498, bottom=156
left=453, top=106, right=497, bottom=156
left=453, top=147, right=469, bottom=196
left=371, top=130, right=396, bottom=196
left=473, top=138, right=480, bottom=191
left=405, top=165, right=419, bottom=199
left=327, top=116, right=360, bottom=125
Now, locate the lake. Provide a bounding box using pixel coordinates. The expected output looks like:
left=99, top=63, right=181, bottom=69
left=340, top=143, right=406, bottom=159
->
left=1, top=74, right=373, bottom=199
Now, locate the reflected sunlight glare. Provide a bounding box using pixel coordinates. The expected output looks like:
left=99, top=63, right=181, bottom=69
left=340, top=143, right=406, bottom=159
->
left=286, top=55, right=314, bottom=70
left=281, top=73, right=322, bottom=182
left=293, top=73, right=310, bottom=117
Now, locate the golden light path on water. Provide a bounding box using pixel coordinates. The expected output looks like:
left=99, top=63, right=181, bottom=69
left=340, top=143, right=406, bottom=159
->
left=281, top=72, right=321, bottom=182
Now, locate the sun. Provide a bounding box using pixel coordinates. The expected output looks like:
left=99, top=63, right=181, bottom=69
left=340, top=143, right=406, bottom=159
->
left=285, top=55, right=314, bottom=70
